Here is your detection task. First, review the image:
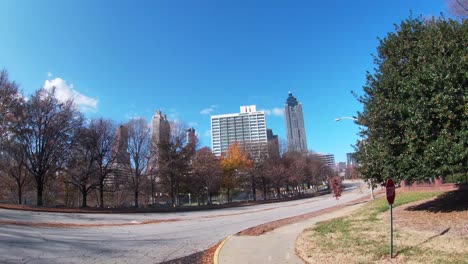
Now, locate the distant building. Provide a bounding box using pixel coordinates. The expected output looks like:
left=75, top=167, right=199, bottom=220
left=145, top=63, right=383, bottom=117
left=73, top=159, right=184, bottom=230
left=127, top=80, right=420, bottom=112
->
left=211, top=105, right=267, bottom=157
left=148, top=110, right=171, bottom=172
left=318, top=153, right=335, bottom=167
left=108, top=125, right=131, bottom=185
left=150, top=110, right=170, bottom=147
left=347, top=152, right=357, bottom=167
left=336, top=162, right=347, bottom=173
left=186, top=127, right=196, bottom=146
left=267, top=128, right=280, bottom=159
left=284, top=92, right=308, bottom=152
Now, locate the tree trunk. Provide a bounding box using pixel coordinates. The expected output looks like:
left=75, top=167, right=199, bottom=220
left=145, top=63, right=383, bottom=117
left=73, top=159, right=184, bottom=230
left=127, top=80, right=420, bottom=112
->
left=151, top=180, right=155, bottom=205
left=99, top=182, right=104, bottom=208
left=251, top=177, right=257, bottom=201
left=82, top=188, right=88, bottom=207
left=262, top=177, right=267, bottom=201
left=369, top=178, right=375, bottom=200
left=17, top=179, right=22, bottom=205
left=37, top=182, right=43, bottom=206
left=276, top=185, right=281, bottom=199
left=227, top=188, right=231, bottom=203
left=134, top=191, right=139, bottom=208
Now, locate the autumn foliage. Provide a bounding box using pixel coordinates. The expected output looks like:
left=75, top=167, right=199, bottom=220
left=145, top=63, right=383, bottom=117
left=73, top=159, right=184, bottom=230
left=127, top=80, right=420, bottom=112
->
left=220, top=143, right=252, bottom=203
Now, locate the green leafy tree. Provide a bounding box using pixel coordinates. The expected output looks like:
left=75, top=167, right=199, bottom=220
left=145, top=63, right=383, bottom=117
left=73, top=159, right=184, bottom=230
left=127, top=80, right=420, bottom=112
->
left=356, top=15, right=467, bottom=184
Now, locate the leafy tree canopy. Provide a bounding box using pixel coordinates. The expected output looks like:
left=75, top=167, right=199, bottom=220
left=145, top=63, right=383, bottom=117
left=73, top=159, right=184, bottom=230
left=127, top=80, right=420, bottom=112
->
left=356, top=15, right=467, bottom=183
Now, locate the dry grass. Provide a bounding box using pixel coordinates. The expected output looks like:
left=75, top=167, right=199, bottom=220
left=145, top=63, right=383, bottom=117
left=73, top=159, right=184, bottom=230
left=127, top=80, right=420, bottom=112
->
left=296, top=191, right=468, bottom=264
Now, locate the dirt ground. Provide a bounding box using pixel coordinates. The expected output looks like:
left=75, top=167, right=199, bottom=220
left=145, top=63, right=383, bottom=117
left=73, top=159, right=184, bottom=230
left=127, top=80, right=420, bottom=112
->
left=384, top=191, right=468, bottom=237
left=296, top=190, right=468, bottom=264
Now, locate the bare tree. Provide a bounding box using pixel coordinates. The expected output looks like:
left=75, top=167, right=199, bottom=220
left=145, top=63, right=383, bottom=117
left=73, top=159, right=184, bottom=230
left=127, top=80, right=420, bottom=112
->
left=264, top=157, right=286, bottom=199
left=305, top=154, right=322, bottom=190
left=282, top=151, right=308, bottom=196
left=88, top=118, right=116, bottom=208
left=125, top=118, right=151, bottom=208
left=66, top=125, right=99, bottom=207
left=158, top=122, right=193, bottom=207
left=0, top=69, right=22, bottom=145
left=0, top=141, right=31, bottom=204
left=245, top=142, right=268, bottom=201
left=12, top=88, right=82, bottom=206
left=190, top=147, right=222, bottom=205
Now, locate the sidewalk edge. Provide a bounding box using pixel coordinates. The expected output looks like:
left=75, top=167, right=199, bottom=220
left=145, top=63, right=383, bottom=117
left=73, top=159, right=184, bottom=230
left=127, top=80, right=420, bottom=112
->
left=213, top=235, right=232, bottom=264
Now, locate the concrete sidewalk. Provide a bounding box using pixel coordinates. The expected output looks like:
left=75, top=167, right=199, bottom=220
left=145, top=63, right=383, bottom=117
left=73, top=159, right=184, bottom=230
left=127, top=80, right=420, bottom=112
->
left=216, top=199, right=367, bottom=264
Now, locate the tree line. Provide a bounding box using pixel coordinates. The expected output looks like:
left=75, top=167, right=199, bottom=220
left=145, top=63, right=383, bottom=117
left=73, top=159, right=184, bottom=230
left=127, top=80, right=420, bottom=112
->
left=0, top=70, right=336, bottom=207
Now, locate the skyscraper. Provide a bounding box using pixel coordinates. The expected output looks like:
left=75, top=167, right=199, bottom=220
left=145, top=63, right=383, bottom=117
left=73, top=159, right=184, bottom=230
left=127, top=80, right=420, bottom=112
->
left=150, top=110, right=170, bottom=148
left=267, top=128, right=280, bottom=159
left=211, top=105, right=267, bottom=157
left=148, top=110, right=170, bottom=172
left=284, top=92, right=308, bottom=152
left=108, top=125, right=131, bottom=185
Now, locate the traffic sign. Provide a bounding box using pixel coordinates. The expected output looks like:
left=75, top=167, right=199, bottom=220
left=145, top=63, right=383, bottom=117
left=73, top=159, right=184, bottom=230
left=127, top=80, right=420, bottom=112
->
left=386, top=178, right=395, bottom=205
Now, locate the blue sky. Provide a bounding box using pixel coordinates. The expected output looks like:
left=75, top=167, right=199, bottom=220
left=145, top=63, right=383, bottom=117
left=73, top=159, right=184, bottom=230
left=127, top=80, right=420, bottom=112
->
left=0, top=1, right=448, bottom=162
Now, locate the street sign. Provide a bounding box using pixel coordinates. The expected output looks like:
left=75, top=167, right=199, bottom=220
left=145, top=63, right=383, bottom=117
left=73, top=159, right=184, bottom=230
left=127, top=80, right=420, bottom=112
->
left=386, top=178, right=396, bottom=205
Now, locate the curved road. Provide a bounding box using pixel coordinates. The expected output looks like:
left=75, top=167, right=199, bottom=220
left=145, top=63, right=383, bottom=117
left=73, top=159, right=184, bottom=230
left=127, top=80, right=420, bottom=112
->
left=0, top=181, right=368, bottom=263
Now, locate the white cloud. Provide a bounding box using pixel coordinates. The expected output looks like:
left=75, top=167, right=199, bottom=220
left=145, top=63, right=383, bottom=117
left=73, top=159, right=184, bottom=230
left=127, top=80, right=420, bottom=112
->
left=272, top=108, right=284, bottom=116
left=200, top=105, right=218, bottom=115
left=47, top=72, right=53, bottom=78
left=43, top=77, right=98, bottom=112
left=204, top=129, right=211, bottom=138
left=261, top=107, right=283, bottom=117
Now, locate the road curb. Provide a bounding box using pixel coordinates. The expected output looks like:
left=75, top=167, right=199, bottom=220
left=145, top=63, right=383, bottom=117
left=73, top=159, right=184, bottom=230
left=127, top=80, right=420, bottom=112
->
left=213, top=235, right=232, bottom=264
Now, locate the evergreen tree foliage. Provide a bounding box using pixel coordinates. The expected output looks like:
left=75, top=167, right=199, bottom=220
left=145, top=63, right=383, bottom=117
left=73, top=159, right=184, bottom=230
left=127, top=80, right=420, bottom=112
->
left=356, top=15, right=467, bottom=183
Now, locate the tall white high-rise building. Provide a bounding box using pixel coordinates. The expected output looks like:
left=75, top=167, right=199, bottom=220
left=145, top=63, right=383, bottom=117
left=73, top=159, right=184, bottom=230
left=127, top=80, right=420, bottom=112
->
left=211, top=105, right=267, bottom=157
left=284, top=92, right=308, bottom=152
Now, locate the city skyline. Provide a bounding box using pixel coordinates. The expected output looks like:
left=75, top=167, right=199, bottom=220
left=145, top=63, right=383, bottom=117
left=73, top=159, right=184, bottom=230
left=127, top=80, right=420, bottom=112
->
left=0, top=1, right=449, bottom=162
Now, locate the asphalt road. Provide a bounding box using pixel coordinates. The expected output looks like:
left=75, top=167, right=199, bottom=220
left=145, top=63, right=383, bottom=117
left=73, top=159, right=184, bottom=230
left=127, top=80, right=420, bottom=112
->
left=0, top=181, right=369, bottom=264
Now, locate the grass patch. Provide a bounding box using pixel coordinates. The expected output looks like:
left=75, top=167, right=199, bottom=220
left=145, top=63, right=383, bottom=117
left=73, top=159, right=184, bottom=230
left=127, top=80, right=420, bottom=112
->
left=298, top=191, right=468, bottom=263
left=313, top=217, right=350, bottom=237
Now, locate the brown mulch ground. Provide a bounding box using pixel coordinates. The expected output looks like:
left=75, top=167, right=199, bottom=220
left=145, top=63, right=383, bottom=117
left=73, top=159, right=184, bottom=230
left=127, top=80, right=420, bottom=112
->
left=159, top=240, right=221, bottom=264
left=384, top=190, right=468, bottom=237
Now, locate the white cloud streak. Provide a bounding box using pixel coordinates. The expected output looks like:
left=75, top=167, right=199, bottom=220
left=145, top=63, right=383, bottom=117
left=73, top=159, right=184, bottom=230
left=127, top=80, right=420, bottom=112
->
left=261, top=107, right=283, bottom=117
left=200, top=105, right=218, bottom=115
left=272, top=107, right=284, bottom=116
left=43, top=77, right=98, bottom=112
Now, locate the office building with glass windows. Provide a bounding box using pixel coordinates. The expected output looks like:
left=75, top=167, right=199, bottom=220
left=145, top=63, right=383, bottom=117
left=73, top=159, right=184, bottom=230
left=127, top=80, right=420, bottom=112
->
left=211, top=105, right=267, bottom=157
left=284, top=92, right=308, bottom=152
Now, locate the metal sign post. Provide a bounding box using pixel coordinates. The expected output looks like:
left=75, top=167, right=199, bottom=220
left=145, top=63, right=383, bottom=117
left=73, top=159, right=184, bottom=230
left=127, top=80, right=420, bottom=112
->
left=386, top=178, right=396, bottom=259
